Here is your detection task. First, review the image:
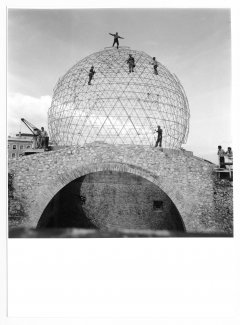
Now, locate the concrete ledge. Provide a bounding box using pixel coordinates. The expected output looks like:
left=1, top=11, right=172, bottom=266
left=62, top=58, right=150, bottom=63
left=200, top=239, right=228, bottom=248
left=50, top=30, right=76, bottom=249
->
left=9, top=227, right=233, bottom=238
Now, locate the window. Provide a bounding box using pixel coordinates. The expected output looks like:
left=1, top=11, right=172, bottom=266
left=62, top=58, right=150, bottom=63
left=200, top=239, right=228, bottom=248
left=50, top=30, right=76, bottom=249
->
left=153, top=200, right=163, bottom=211
left=20, top=145, right=23, bottom=150
left=26, top=145, right=31, bottom=149
left=12, top=153, right=16, bottom=158
left=12, top=144, right=17, bottom=150
left=8, top=144, right=10, bottom=149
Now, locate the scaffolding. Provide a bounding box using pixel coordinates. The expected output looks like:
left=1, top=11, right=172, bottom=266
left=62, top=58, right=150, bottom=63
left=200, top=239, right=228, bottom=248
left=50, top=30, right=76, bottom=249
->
left=48, top=46, right=190, bottom=148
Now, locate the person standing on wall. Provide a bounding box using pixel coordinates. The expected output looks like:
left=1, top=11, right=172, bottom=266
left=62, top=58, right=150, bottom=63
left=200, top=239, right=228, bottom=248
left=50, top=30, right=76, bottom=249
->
left=40, top=127, right=48, bottom=150
left=226, top=147, right=233, bottom=160
left=109, top=32, right=124, bottom=49
left=36, top=129, right=41, bottom=149
left=225, top=147, right=233, bottom=166
left=32, top=128, right=40, bottom=149
left=155, top=125, right=163, bottom=147
left=217, top=145, right=226, bottom=168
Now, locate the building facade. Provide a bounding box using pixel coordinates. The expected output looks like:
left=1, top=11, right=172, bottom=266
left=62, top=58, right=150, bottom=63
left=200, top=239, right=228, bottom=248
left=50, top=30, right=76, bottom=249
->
left=8, top=134, right=33, bottom=159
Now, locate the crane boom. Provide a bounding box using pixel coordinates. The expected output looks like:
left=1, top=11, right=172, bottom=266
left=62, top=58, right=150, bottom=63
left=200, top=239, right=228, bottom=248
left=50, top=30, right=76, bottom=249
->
left=21, top=118, right=40, bottom=134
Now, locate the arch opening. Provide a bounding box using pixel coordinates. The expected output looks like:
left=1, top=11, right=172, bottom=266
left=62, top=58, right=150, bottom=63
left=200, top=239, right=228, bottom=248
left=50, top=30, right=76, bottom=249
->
left=37, top=170, right=185, bottom=232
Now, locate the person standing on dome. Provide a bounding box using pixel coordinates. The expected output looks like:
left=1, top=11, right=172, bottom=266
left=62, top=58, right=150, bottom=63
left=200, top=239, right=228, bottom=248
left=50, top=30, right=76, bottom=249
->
left=126, top=54, right=135, bottom=73
left=151, top=57, right=158, bottom=75
left=109, top=32, right=124, bottom=49
left=155, top=125, right=163, bottom=147
left=88, top=66, right=95, bottom=85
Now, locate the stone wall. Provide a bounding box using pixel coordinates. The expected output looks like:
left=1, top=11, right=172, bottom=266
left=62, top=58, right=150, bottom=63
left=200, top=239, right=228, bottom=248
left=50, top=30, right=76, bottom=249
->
left=8, top=173, right=27, bottom=228
left=8, top=142, right=233, bottom=234
left=211, top=179, right=233, bottom=233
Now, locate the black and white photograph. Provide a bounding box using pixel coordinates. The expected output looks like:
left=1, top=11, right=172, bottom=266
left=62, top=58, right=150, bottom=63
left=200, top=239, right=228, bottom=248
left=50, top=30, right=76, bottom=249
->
left=2, top=1, right=240, bottom=323
left=8, top=7, right=232, bottom=238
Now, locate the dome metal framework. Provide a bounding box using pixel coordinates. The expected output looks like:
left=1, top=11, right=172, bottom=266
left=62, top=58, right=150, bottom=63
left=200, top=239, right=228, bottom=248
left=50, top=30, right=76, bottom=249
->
left=48, top=47, right=190, bottom=148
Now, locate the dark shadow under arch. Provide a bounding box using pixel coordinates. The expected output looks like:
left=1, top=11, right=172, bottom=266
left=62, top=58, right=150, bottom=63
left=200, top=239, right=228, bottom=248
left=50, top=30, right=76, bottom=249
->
left=37, top=170, right=185, bottom=232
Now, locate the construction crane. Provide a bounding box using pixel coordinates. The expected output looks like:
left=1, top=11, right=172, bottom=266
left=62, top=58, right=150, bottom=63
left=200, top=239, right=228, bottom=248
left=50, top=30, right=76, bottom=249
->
left=21, top=118, right=41, bottom=134
left=20, top=118, right=50, bottom=152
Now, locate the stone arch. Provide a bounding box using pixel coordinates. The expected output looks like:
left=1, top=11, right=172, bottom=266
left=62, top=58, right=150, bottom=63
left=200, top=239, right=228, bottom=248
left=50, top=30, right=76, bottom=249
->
left=29, top=162, right=188, bottom=229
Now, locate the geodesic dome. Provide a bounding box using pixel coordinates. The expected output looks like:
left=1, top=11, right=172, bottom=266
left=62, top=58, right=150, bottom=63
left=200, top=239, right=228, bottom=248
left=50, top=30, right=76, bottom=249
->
left=48, top=46, right=190, bottom=148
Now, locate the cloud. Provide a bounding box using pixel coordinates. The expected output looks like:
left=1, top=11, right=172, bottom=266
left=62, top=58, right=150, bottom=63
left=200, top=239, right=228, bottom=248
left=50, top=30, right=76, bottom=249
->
left=8, top=93, right=51, bottom=135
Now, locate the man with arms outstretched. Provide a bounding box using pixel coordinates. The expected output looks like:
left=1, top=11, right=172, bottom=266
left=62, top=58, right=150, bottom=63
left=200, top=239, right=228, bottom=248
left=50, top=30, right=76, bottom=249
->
left=109, top=32, right=124, bottom=49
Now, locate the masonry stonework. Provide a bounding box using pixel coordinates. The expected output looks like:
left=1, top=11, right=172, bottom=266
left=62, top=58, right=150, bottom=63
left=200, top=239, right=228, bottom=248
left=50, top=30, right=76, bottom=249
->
left=37, top=171, right=184, bottom=231
left=78, top=171, right=184, bottom=231
left=8, top=142, right=233, bottom=234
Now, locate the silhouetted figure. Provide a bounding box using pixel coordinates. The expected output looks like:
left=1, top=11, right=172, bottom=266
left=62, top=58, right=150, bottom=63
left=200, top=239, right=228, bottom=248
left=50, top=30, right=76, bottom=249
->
left=32, top=128, right=41, bottom=149
left=225, top=147, right=233, bottom=167
left=126, top=54, right=135, bottom=73
left=226, top=147, right=233, bottom=159
left=40, top=127, right=48, bottom=149
left=109, top=32, right=124, bottom=49
left=155, top=125, right=162, bottom=147
left=88, top=66, right=95, bottom=85
left=218, top=145, right=226, bottom=168
left=151, top=57, right=158, bottom=75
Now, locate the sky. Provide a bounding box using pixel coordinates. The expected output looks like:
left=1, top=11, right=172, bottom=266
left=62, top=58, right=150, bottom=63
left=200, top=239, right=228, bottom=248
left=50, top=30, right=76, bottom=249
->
left=7, top=8, right=231, bottom=164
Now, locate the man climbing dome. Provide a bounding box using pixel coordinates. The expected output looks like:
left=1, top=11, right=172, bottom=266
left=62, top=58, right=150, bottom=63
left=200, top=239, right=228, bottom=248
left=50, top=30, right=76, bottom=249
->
left=151, top=57, right=158, bottom=75
left=88, top=66, right=95, bottom=85
left=109, top=32, right=124, bottom=49
left=126, top=54, right=135, bottom=73
left=155, top=125, right=163, bottom=147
